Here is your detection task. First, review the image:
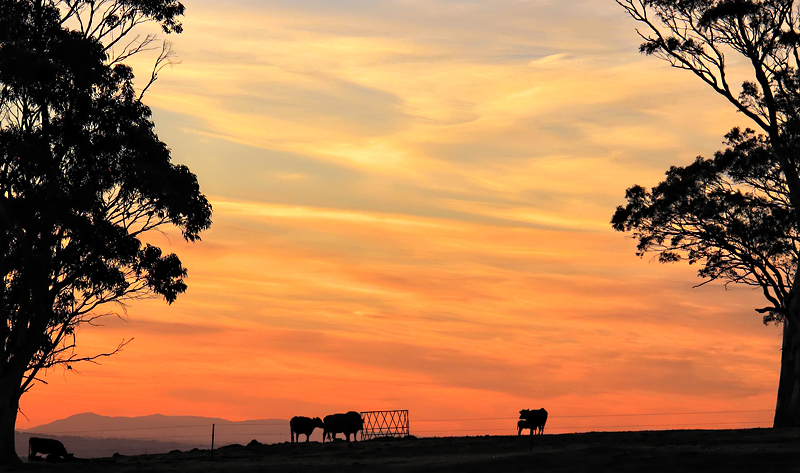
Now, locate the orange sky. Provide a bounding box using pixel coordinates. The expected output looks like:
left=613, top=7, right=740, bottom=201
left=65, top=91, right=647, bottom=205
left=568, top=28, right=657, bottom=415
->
left=17, top=1, right=781, bottom=436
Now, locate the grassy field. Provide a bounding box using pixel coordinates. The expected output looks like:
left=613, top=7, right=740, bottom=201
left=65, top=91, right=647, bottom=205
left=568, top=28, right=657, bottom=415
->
left=17, top=428, right=800, bottom=472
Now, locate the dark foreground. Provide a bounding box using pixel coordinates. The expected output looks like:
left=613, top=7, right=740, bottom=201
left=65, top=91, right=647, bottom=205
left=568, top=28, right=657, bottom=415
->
left=11, top=428, right=800, bottom=472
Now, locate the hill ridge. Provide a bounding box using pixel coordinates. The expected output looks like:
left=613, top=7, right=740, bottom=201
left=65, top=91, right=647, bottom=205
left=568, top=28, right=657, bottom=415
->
left=17, top=412, right=296, bottom=457
left=23, top=412, right=289, bottom=435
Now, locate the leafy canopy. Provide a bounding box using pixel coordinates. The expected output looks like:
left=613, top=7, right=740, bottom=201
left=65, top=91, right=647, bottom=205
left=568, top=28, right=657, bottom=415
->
left=612, top=129, right=797, bottom=322
left=0, top=0, right=210, bottom=389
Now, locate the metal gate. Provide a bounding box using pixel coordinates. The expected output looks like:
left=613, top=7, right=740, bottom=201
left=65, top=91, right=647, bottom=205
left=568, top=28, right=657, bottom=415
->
left=360, top=410, right=409, bottom=440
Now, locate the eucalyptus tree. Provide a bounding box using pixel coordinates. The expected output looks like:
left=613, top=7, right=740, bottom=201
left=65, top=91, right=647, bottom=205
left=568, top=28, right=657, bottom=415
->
left=0, top=0, right=210, bottom=463
left=613, top=128, right=796, bottom=322
left=616, top=0, right=800, bottom=427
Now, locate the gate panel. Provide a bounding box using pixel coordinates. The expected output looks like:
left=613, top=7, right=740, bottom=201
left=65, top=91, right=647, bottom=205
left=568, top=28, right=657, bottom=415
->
left=360, top=410, right=409, bottom=440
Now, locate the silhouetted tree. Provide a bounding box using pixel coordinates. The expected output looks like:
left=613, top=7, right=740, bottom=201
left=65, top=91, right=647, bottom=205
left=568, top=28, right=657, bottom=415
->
left=613, top=128, right=795, bottom=317
left=617, top=0, right=800, bottom=427
left=0, top=0, right=210, bottom=463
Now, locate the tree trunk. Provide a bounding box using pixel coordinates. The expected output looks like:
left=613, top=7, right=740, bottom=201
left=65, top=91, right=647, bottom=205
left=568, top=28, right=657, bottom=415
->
left=774, top=315, right=800, bottom=427
left=0, top=377, right=22, bottom=464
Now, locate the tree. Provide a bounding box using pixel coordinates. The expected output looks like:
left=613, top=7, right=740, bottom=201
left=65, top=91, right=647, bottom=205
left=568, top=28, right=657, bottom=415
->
left=0, top=0, right=210, bottom=463
left=612, top=128, right=796, bottom=319
left=616, top=0, right=800, bottom=427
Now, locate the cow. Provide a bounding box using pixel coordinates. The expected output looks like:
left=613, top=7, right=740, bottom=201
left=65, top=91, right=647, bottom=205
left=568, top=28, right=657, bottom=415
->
left=517, top=419, right=533, bottom=436
left=290, top=416, right=325, bottom=443
left=323, top=411, right=364, bottom=443
left=28, top=437, right=73, bottom=462
left=519, top=408, right=548, bottom=435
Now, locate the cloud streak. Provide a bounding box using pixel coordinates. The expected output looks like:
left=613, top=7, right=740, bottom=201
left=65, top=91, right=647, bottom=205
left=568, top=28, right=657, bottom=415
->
left=17, top=0, right=781, bottom=433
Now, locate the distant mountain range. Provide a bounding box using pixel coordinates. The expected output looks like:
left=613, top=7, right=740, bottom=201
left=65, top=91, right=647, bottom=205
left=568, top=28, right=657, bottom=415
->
left=16, top=412, right=296, bottom=459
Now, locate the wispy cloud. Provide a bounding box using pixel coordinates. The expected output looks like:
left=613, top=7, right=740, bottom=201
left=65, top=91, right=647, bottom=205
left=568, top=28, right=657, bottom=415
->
left=18, top=0, right=779, bottom=431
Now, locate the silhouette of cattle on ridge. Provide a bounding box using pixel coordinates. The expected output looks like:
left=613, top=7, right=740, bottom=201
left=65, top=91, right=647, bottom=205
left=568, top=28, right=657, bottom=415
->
left=290, top=416, right=325, bottom=442
left=323, top=411, right=364, bottom=442
left=519, top=408, right=548, bottom=435
left=28, top=437, right=73, bottom=462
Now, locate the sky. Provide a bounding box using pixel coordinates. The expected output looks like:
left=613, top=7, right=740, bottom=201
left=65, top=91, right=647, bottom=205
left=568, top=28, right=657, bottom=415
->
left=17, top=0, right=783, bottom=438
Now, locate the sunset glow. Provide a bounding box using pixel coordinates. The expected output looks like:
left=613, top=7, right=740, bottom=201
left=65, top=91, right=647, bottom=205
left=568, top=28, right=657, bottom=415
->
left=17, top=0, right=781, bottom=436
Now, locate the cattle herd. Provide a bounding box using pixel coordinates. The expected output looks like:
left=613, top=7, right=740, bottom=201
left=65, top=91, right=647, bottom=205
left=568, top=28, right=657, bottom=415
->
left=27, top=407, right=549, bottom=462
left=290, top=411, right=365, bottom=443
left=292, top=408, right=549, bottom=443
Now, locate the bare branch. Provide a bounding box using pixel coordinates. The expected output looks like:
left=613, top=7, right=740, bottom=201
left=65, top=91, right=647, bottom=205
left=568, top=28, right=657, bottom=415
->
left=138, top=41, right=179, bottom=100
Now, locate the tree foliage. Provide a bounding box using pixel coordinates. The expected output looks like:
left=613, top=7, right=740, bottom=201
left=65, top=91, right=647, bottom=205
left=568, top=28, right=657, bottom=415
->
left=619, top=0, right=800, bottom=128
left=616, top=0, right=800, bottom=428
left=0, top=0, right=210, bottom=396
left=618, top=1, right=800, bottom=212
left=612, top=128, right=797, bottom=322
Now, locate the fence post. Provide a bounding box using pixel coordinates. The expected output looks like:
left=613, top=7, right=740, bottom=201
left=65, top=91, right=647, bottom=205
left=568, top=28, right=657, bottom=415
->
left=211, top=424, right=215, bottom=460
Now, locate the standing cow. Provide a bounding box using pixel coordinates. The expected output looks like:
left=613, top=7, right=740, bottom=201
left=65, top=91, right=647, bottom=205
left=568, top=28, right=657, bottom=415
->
left=323, top=411, right=364, bottom=443
left=290, top=416, right=325, bottom=442
left=28, top=437, right=73, bottom=462
left=519, top=408, right=548, bottom=435
left=517, top=419, right=533, bottom=436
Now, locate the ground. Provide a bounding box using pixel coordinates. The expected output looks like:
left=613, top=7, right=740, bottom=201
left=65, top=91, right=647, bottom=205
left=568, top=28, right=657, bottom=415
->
left=12, top=428, right=800, bottom=472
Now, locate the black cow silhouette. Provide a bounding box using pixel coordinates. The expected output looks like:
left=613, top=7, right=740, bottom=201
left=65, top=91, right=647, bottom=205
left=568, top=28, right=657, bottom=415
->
left=290, top=416, right=325, bottom=442
left=519, top=408, right=548, bottom=435
left=517, top=419, right=533, bottom=436
left=28, top=437, right=73, bottom=462
left=323, top=411, right=364, bottom=442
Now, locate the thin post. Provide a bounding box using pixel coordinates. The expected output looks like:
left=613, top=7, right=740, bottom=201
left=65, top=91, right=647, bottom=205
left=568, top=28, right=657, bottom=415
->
left=211, top=424, right=215, bottom=460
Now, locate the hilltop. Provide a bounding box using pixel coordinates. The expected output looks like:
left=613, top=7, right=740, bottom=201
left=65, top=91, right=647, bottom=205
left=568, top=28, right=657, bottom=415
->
left=12, top=428, right=800, bottom=472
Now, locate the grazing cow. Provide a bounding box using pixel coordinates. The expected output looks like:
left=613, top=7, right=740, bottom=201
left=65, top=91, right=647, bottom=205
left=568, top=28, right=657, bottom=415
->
left=519, top=408, right=548, bottom=435
left=28, top=437, right=73, bottom=462
left=517, top=419, right=533, bottom=436
left=290, top=416, right=325, bottom=443
left=323, top=411, right=364, bottom=443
